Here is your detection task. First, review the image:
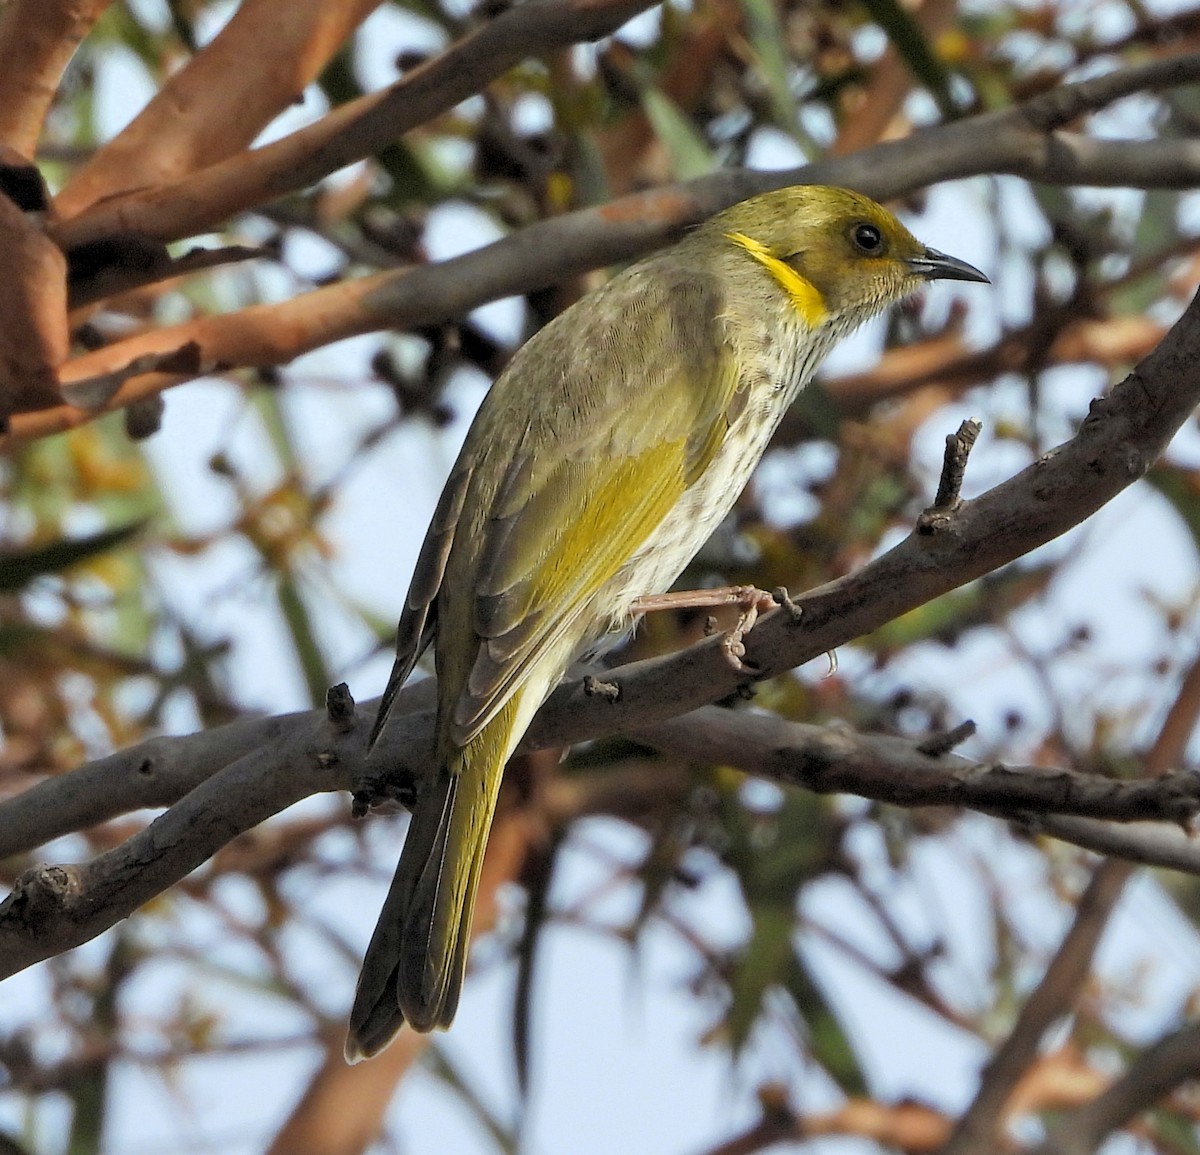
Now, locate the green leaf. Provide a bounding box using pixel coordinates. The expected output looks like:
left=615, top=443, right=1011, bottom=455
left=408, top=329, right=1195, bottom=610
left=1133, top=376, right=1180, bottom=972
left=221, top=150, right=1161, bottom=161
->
left=378, top=140, right=447, bottom=204
left=165, top=0, right=198, bottom=52
left=1130, top=189, right=1181, bottom=261
left=858, top=0, right=959, bottom=118
left=274, top=572, right=332, bottom=710
left=641, top=87, right=716, bottom=180
left=740, top=0, right=803, bottom=136
left=782, top=955, right=867, bottom=1094
left=721, top=785, right=839, bottom=1051
left=0, top=522, right=145, bottom=592
left=727, top=903, right=794, bottom=1051
left=1147, top=1106, right=1200, bottom=1155
left=1146, top=463, right=1200, bottom=555
left=632, top=806, right=694, bottom=933
left=317, top=43, right=362, bottom=108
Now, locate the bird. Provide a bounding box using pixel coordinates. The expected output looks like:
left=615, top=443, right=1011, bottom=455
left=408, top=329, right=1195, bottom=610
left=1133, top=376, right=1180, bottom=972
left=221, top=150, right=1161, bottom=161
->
left=346, top=184, right=988, bottom=1060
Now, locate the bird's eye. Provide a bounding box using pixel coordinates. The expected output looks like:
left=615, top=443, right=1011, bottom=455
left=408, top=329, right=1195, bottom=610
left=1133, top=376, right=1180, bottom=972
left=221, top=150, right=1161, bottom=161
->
left=852, top=223, right=883, bottom=254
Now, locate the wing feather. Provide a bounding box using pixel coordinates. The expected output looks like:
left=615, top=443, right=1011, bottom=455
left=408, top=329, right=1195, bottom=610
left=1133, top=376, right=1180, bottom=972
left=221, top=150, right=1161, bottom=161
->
left=369, top=463, right=473, bottom=746
left=435, top=261, right=745, bottom=747
left=452, top=441, right=692, bottom=740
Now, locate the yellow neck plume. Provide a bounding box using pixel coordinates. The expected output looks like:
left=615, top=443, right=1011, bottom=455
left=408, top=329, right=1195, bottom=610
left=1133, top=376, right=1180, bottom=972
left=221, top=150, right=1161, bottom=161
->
left=725, top=231, right=827, bottom=328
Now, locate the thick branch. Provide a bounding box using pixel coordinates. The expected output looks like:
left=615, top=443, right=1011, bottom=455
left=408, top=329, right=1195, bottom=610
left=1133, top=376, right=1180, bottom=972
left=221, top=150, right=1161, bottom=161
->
left=2, top=699, right=1199, bottom=980
left=1, top=49, right=1191, bottom=446
left=55, top=0, right=383, bottom=217
left=1035, top=815, right=1200, bottom=872
left=13, top=684, right=1197, bottom=864
left=0, top=704, right=364, bottom=977
left=700, top=1098, right=954, bottom=1155
left=50, top=0, right=663, bottom=248
left=631, top=708, right=1200, bottom=825
left=0, top=708, right=324, bottom=858
left=0, top=0, right=112, bottom=157
left=22, top=129, right=1200, bottom=445
left=50, top=40, right=1200, bottom=252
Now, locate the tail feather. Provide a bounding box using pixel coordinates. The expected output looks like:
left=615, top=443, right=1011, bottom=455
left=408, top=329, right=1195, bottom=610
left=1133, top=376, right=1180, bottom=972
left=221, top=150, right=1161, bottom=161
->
left=346, top=698, right=518, bottom=1059
left=343, top=799, right=435, bottom=1060
left=412, top=802, right=492, bottom=1028
left=396, top=771, right=466, bottom=1030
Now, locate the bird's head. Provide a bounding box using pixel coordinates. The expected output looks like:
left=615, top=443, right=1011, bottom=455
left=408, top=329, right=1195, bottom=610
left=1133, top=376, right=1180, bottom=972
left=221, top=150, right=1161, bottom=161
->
left=706, top=185, right=988, bottom=328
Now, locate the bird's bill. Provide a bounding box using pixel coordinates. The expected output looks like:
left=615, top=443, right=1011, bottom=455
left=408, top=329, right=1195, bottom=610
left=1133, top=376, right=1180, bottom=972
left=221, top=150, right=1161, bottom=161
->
left=906, top=247, right=990, bottom=284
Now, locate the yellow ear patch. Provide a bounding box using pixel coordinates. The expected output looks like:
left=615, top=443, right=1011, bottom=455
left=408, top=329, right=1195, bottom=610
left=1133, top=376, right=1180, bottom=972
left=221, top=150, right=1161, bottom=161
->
left=725, top=230, right=827, bottom=328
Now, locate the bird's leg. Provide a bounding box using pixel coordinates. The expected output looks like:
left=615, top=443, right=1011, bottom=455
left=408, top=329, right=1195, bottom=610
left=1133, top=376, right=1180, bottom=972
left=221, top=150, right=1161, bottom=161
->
left=631, top=584, right=779, bottom=672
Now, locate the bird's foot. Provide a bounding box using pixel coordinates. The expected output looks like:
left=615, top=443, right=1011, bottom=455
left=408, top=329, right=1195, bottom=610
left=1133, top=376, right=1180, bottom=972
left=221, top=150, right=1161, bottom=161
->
left=631, top=584, right=778, bottom=673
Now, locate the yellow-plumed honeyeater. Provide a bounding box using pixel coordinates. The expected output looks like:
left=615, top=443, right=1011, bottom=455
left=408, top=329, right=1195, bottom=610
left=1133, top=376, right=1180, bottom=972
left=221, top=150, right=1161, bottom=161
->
left=346, top=184, right=987, bottom=1060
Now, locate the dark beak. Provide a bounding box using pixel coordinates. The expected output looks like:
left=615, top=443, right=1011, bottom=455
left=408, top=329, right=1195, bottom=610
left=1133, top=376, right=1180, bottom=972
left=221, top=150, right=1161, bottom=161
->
left=906, top=246, right=990, bottom=284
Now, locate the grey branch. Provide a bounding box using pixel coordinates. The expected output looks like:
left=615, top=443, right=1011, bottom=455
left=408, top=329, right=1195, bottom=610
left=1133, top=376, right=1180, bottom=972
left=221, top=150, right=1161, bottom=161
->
left=1, top=700, right=1199, bottom=979
left=923, top=419, right=982, bottom=520
left=0, top=709, right=320, bottom=857
left=37, top=49, right=1200, bottom=432
left=1034, top=815, right=1200, bottom=872
left=344, top=137, right=1200, bottom=351
left=0, top=705, right=366, bottom=978
left=632, top=709, right=1200, bottom=826
left=53, top=45, right=1200, bottom=257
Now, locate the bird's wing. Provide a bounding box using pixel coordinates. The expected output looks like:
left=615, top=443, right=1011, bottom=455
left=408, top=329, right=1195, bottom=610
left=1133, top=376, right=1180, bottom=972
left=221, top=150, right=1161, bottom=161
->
left=439, top=262, right=745, bottom=747
left=369, top=460, right=473, bottom=747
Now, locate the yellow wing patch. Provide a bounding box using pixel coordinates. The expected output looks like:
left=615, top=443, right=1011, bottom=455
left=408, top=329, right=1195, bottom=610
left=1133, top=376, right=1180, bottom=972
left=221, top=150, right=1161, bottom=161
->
left=455, top=439, right=691, bottom=743
left=725, top=230, right=827, bottom=328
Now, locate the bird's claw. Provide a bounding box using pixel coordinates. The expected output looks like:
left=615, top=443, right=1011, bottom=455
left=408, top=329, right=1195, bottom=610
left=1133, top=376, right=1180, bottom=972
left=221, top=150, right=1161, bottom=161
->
left=722, top=631, right=753, bottom=672
left=772, top=586, right=803, bottom=623
left=629, top=583, right=780, bottom=674
left=718, top=585, right=777, bottom=674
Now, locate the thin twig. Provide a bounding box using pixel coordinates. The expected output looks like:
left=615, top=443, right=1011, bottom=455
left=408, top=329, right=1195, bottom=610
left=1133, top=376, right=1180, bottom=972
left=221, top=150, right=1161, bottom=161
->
left=925, top=420, right=982, bottom=516
left=1035, top=1020, right=1200, bottom=1155
left=939, top=860, right=1133, bottom=1155
left=940, top=647, right=1200, bottom=1155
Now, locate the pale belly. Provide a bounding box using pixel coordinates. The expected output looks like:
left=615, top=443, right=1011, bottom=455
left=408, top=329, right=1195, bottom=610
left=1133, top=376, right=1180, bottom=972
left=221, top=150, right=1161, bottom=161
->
left=590, top=311, right=842, bottom=637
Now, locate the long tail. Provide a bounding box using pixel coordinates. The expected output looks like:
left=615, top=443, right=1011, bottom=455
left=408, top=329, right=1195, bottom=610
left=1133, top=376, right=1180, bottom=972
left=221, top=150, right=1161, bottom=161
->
left=345, top=697, right=519, bottom=1061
